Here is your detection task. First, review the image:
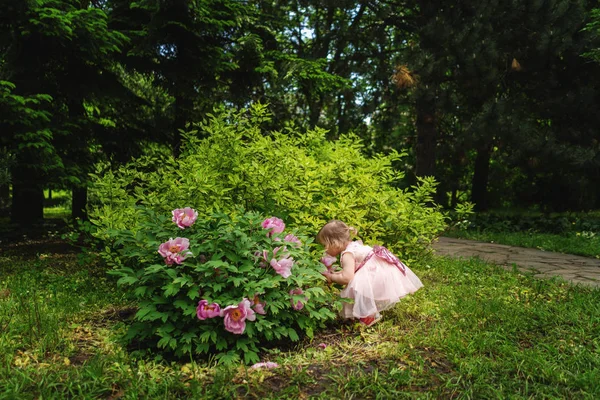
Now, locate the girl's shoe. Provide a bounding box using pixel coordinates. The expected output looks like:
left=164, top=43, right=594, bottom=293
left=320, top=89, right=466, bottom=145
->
left=359, top=313, right=382, bottom=327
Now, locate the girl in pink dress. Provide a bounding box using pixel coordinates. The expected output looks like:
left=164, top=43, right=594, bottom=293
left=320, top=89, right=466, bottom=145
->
left=317, top=220, right=423, bottom=326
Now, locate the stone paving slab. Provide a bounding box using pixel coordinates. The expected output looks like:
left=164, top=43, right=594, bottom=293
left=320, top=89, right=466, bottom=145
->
left=432, top=236, right=600, bottom=288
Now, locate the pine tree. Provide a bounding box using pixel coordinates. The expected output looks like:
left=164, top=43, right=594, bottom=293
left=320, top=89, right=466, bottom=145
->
left=1, top=0, right=129, bottom=224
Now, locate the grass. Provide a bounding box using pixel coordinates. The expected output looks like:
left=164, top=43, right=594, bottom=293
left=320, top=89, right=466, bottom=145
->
left=43, top=189, right=71, bottom=219
left=1, top=237, right=600, bottom=398
left=446, top=230, right=600, bottom=259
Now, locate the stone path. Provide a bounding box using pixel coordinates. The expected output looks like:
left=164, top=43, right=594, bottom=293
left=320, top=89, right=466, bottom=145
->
left=432, top=236, right=600, bottom=288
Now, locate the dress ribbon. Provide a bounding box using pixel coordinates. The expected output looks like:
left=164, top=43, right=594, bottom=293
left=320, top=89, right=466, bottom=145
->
left=354, top=245, right=407, bottom=275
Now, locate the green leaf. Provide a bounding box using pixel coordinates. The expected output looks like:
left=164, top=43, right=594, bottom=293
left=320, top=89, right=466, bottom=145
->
left=157, top=335, right=172, bottom=349
left=230, top=277, right=245, bottom=287
left=165, top=269, right=178, bottom=279
left=243, top=350, right=259, bottom=365
left=134, top=286, right=148, bottom=297
left=199, top=331, right=212, bottom=343
left=117, top=276, right=138, bottom=286
left=216, top=337, right=228, bottom=351
left=144, top=264, right=165, bottom=275
left=287, top=328, right=299, bottom=341
left=163, top=283, right=180, bottom=297
left=187, top=286, right=200, bottom=299
left=135, top=305, right=155, bottom=320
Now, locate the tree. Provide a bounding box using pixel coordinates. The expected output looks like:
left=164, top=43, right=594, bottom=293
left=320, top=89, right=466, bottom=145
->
left=388, top=0, right=598, bottom=210
left=0, top=81, right=52, bottom=220
left=107, top=0, right=257, bottom=155
left=1, top=0, right=130, bottom=224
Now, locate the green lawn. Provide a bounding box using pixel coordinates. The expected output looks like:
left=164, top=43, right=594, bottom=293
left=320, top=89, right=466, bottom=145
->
left=1, top=237, right=599, bottom=399
left=43, top=189, right=71, bottom=219
left=446, top=230, right=600, bottom=259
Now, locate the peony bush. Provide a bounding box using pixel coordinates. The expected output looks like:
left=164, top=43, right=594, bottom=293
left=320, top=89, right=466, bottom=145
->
left=106, top=207, right=337, bottom=364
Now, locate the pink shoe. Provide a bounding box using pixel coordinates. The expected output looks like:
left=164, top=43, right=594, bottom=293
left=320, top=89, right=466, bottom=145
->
left=359, top=313, right=382, bottom=327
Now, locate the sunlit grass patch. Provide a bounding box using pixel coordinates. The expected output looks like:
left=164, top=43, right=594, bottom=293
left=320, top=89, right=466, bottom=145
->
left=43, top=207, right=70, bottom=219
left=42, top=189, right=71, bottom=219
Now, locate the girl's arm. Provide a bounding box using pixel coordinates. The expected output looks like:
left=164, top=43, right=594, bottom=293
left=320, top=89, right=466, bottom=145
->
left=324, top=253, right=355, bottom=285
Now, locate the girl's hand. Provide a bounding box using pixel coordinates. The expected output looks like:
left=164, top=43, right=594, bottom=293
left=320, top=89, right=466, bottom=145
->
left=321, top=271, right=332, bottom=284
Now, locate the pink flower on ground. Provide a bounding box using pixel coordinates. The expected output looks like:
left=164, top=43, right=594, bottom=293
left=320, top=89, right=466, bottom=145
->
left=283, top=234, right=302, bottom=247
left=249, top=362, right=279, bottom=370
left=289, top=288, right=307, bottom=310
left=220, top=298, right=256, bottom=334
left=252, top=294, right=267, bottom=315
left=172, top=207, right=198, bottom=229
left=261, top=217, right=285, bottom=236
left=157, top=237, right=192, bottom=265
left=196, top=300, right=221, bottom=320
left=317, top=343, right=328, bottom=350
left=270, top=257, right=294, bottom=278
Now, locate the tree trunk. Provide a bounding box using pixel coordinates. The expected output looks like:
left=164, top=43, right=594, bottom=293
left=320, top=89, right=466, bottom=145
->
left=0, top=184, right=9, bottom=209
left=173, top=92, right=194, bottom=158
left=415, top=94, right=437, bottom=178
left=10, top=163, right=44, bottom=225
left=471, top=143, right=493, bottom=211
left=72, top=186, right=87, bottom=220
left=451, top=188, right=458, bottom=208
left=308, top=92, right=323, bottom=129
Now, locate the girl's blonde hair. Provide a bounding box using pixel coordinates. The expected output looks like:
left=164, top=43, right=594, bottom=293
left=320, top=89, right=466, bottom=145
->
left=316, top=220, right=357, bottom=250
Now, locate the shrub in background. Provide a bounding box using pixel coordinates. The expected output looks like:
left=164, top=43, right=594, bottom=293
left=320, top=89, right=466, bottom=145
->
left=89, top=105, right=461, bottom=264
left=106, top=208, right=336, bottom=364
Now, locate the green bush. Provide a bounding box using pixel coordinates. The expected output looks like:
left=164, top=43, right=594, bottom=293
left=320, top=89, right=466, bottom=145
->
left=106, top=208, right=337, bottom=364
left=89, top=105, right=453, bottom=264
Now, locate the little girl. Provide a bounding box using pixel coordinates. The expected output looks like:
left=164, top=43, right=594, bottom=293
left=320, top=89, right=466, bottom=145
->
left=317, top=220, right=423, bottom=326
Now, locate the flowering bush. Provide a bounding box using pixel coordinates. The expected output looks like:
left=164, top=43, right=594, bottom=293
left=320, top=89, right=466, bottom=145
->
left=107, top=208, right=337, bottom=364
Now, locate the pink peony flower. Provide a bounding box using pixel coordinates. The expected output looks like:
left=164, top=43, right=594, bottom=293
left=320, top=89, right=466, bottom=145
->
left=158, top=237, right=192, bottom=265
left=272, top=246, right=289, bottom=258
left=172, top=207, right=198, bottom=229
left=252, top=294, right=267, bottom=315
left=249, top=362, right=279, bottom=370
left=254, top=251, right=268, bottom=267
left=320, top=254, right=337, bottom=268
left=289, top=288, right=307, bottom=310
left=220, top=298, right=255, bottom=334
left=261, top=217, right=285, bottom=236
left=196, top=300, right=221, bottom=320
left=240, top=298, right=256, bottom=322
left=270, top=257, right=294, bottom=278
left=284, top=233, right=302, bottom=247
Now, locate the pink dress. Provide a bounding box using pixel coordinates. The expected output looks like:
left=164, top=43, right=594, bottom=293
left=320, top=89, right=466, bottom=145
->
left=339, top=241, right=423, bottom=319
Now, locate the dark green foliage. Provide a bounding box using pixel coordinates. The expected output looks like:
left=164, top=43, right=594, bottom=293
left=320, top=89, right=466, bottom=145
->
left=1, top=0, right=135, bottom=223
left=458, top=211, right=600, bottom=235
left=106, top=0, right=258, bottom=153
left=400, top=0, right=600, bottom=212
